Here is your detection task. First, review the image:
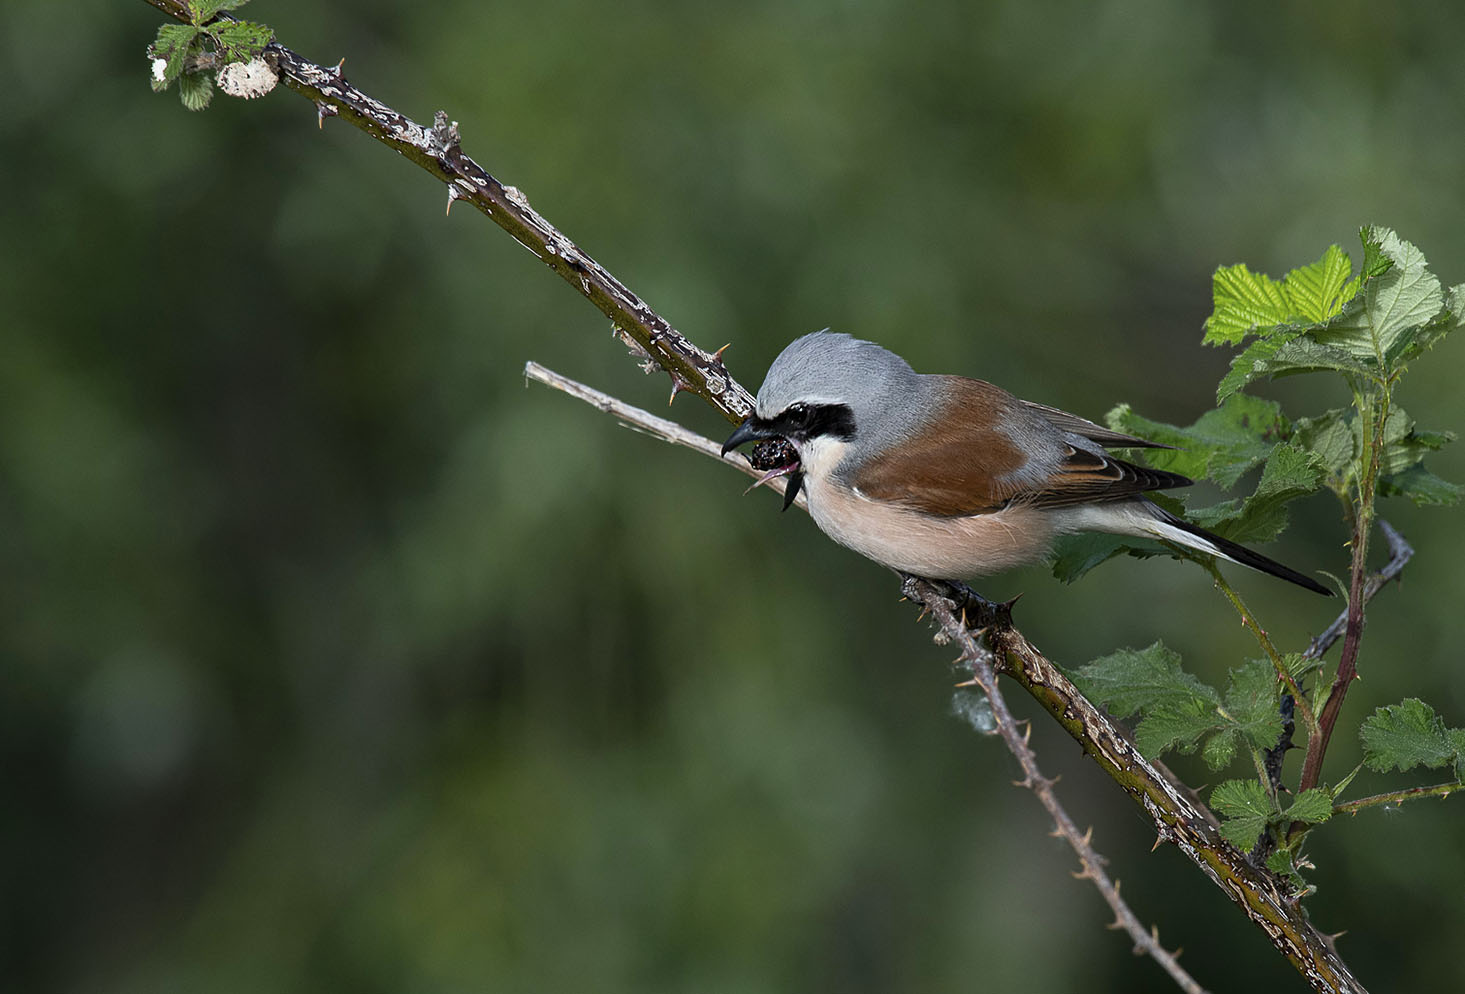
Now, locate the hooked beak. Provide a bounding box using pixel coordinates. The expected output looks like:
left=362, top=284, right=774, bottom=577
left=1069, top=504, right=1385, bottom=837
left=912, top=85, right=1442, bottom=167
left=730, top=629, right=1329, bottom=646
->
left=721, top=417, right=780, bottom=456
left=722, top=418, right=805, bottom=512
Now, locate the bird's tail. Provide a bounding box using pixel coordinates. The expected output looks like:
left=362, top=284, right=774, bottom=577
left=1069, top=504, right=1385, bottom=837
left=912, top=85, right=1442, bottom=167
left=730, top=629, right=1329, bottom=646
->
left=1143, top=505, right=1332, bottom=596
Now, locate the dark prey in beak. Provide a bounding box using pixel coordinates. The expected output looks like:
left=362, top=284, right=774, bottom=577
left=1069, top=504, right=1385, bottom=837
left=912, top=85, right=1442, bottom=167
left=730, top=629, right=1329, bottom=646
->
left=723, top=418, right=804, bottom=511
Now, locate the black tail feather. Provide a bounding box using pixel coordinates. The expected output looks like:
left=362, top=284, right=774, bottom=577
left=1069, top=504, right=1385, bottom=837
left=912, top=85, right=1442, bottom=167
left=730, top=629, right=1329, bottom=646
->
left=1163, top=513, right=1333, bottom=597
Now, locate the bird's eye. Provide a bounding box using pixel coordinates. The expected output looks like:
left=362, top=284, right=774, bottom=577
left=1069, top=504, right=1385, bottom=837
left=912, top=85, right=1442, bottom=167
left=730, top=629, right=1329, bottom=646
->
left=785, top=403, right=812, bottom=429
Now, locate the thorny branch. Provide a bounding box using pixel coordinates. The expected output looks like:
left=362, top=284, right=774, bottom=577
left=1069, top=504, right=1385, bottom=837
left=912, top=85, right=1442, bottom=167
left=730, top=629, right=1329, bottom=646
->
left=524, top=364, right=1366, bottom=994
left=909, top=580, right=1208, bottom=994
left=140, top=2, right=1369, bottom=989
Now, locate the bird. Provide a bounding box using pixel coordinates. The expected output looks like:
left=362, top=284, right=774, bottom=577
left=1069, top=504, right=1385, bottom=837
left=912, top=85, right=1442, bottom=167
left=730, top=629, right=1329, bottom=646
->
left=721, top=331, right=1330, bottom=595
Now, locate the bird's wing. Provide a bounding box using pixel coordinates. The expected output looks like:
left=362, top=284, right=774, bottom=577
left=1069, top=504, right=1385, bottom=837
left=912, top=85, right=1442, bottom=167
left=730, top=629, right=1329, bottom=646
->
left=1019, top=399, right=1176, bottom=450
left=848, top=377, right=1192, bottom=517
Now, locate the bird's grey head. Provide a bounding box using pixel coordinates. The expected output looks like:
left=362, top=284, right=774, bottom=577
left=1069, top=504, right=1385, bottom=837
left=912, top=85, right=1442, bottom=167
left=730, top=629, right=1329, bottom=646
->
left=751, top=331, right=920, bottom=445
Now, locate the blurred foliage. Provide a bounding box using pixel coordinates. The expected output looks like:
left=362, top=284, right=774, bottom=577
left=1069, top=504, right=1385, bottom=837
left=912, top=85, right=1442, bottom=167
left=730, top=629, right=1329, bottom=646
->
left=4, top=1, right=1465, bottom=991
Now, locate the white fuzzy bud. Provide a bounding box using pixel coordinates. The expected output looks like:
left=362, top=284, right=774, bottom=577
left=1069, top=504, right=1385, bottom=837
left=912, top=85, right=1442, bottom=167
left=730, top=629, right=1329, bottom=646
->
left=216, top=58, right=278, bottom=100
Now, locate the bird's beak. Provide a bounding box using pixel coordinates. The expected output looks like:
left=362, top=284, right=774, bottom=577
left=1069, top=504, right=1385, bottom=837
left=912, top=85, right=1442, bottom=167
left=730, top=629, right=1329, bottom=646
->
left=721, top=417, right=779, bottom=456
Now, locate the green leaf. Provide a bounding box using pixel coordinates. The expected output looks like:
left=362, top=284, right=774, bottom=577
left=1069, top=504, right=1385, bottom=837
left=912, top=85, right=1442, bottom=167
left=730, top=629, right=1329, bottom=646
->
left=1188, top=442, right=1326, bottom=544
left=1284, top=244, right=1355, bottom=323
left=1202, top=729, right=1239, bottom=770
left=1286, top=788, right=1334, bottom=825
left=1134, top=699, right=1225, bottom=758
left=1217, top=327, right=1376, bottom=402
left=1223, top=659, right=1285, bottom=752
left=1379, top=465, right=1463, bottom=507
left=189, top=0, right=252, bottom=22
left=1292, top=410, right=1357, bottom=482
left=1313, top=228, right=1444, bottom=364
left=1070, top=642, right=1219, bottom=719
left=1212, top=779, right=1272, bottom=852
left=149, top=23, right=199, bottom=91
left=177, top=71, right=214, bottom=111
left=1107, top=394, right=1287, bottom=488
left=1049, top=533, right=1169, bottom=584
left=213, top=21, right=274, bottom=61
left=1204, top=264, right=1292, bottom=345
left=1360, top=699, right=1457, bottom=772
left=1449, top=728, right=1465, bottom=780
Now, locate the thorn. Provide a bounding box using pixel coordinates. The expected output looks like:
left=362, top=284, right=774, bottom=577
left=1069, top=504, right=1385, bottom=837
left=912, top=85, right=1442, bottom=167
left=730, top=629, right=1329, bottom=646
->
left=953, top=677, right=980, bottom=688
left=1080, top=826, right=1094, bottom=847
left=1048, top=827, right=1063, bottom=839
left=315, top=101, right=338, bottom=128
left=668, top=375, right=691, bottom=405
left=445, top=184, right=462, bottom=216
left=1150, top=834, right=1166, bottom=853
left=1170, top=946, right=1183, bottom=959
left=1105, top=918, right=1123, bottom=931
left=915, top=606, right=930, bottom=623
left=712, top=342, right=731, bottom=364
left=331, top=57, right=346, bottom=80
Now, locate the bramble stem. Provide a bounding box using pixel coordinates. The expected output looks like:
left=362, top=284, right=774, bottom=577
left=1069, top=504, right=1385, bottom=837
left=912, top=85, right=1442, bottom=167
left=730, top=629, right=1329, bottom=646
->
left=1334, top=781, right=1462, bottom=816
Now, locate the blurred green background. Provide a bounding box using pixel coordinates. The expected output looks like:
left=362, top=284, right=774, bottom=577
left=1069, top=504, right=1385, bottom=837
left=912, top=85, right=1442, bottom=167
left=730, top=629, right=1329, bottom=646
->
left=4, top=1, right=1464, bottom=991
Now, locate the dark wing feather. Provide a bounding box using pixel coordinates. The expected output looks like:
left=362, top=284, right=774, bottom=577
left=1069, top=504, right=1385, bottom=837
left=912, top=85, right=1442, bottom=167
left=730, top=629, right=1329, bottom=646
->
left=849, top=378, right=1192, bottom=517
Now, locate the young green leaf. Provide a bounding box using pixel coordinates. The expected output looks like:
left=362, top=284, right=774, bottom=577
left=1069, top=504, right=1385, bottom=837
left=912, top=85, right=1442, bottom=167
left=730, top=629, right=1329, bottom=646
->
left=1283, top=244, right=1355, bottom=324
left=1359, top=699, right=1460, bottom=773
left=1211, top=779, right=1272, bottom=851
left=1285, top=788, right=1334, bottom=825
left=1204, top=264, right=1293, bottom=346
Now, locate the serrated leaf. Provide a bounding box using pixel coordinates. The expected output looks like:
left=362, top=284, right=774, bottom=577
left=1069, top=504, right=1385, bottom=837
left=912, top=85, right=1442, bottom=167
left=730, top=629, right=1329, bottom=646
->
left=1360, top=699, right=1456, bottom=772
left=1265, top=849, right=1296, bottom=874
left=1450, top=728, right=1465, bottom=780
left=1313, top=228, right=1444, bottom=364
left=1049, top=533, right=1170, bottom=584
left=189, top=0, right=251, bottom=21
left=1212, top=779, right=1272, bottom=852
left=149, top=23, right=199, bottom=91
left=1205, top=264, right=1293, bottom=345
left=1292, top=410, right=1357, bottom=481
left=1134, top=699, right=1225, bottom=758
left=1286, top=788, right=1334, bottom=825
left=1202, top=730, right=1239, bottom=770
left=1223, top=659, right=1285, bottom=751
left=1283, top=244, right=1355, bottom=323
left=1217, top=326, right=1377, bottom=402
left=1379, top=465, right=1463, bottom=506
left=1188, top=442, right=1326, bottom=544
left=1108, top=394, right=1286, bottom=488
left=177, top=71, right=214, bottom=111
left=1070, top=642, right=1219, bottom=718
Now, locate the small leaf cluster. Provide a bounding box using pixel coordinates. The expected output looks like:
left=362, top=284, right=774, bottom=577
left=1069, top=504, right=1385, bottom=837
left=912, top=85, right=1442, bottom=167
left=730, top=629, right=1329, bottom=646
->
left=1052, top=227, right=1463, bottom=583
left=1071, top=644, right=1282, bottom=770
left=1061, top=229, right=1465, bottom=894
left=148, top=1, right=274, bottom=111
